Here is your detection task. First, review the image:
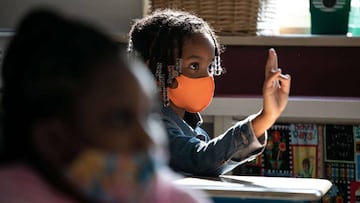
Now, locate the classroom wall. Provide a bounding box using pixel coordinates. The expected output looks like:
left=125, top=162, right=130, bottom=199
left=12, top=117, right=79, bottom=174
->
left=0, top=0, right=144, bottom=77
left=0, top=0, right=144, bottom=34
left=216, top=45, right=360, bottom=98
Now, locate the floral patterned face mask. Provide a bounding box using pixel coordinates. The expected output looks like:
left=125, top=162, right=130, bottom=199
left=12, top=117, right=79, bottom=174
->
left=65, top=149, right=156, bottom=203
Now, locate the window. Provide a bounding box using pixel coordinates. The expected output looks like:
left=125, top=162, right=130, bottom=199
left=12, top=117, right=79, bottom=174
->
left=275, top=0, right=310, bottom=34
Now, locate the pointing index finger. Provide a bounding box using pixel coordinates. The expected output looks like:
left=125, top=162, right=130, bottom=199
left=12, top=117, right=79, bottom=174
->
left=266, top=48, right=278, bottom=76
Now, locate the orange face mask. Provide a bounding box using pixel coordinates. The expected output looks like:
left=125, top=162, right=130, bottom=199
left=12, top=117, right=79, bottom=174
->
left=168, top=74, right=215, bottom=113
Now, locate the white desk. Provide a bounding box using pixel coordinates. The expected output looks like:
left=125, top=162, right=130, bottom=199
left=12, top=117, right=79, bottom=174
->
left=175, top=175, right=332, bottom=203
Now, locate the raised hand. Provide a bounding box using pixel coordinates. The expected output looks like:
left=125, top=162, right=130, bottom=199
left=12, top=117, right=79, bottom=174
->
left=251, top=48, right=291, bottom=137
left=262, top=48, right=291, bottom=118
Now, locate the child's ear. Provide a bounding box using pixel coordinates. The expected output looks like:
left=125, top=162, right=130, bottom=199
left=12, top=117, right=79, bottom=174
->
left=32, top=119, right=79, bottom=166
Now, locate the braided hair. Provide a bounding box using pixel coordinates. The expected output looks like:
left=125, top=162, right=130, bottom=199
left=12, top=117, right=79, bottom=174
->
left=128, top=9, right=224, bottom=105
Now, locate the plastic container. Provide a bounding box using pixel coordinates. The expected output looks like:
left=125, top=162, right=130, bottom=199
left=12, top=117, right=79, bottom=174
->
left=310, top=0, right=351, bottom=34
left=349, top=0, right=360, bottom=36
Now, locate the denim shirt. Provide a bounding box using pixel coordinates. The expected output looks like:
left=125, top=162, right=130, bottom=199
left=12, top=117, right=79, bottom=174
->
left=161, top=106, right=267, bottom=177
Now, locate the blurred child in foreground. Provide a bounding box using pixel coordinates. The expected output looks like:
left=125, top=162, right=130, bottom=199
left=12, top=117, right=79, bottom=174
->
left=0, top=8, right=211, bottom=203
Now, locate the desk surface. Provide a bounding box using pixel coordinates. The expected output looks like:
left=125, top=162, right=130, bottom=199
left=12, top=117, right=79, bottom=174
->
left=174, top=175, right=332, bottom=201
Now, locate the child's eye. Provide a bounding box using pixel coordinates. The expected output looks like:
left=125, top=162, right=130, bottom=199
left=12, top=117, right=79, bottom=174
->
left=189, top=63, right=199, bottom=70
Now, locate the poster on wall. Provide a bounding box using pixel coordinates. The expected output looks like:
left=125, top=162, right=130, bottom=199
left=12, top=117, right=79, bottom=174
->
left=325, top=125, right=355, bottom=162
left=292, top=145, right=317, bottom=178
left=357, top=154, right=360, bottom=181
left=325, top=162, right=355, bottom=181
left=289, top=123, right=318, bottom=145
left=290, top=123, right=319, bottom=178
left=263, top=124, right=292, bottom=177
left=354, top=126, right=360, bottom=181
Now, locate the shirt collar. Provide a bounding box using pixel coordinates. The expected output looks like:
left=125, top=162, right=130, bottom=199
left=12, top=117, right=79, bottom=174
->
left=184, top=111, right=203, bottom=129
